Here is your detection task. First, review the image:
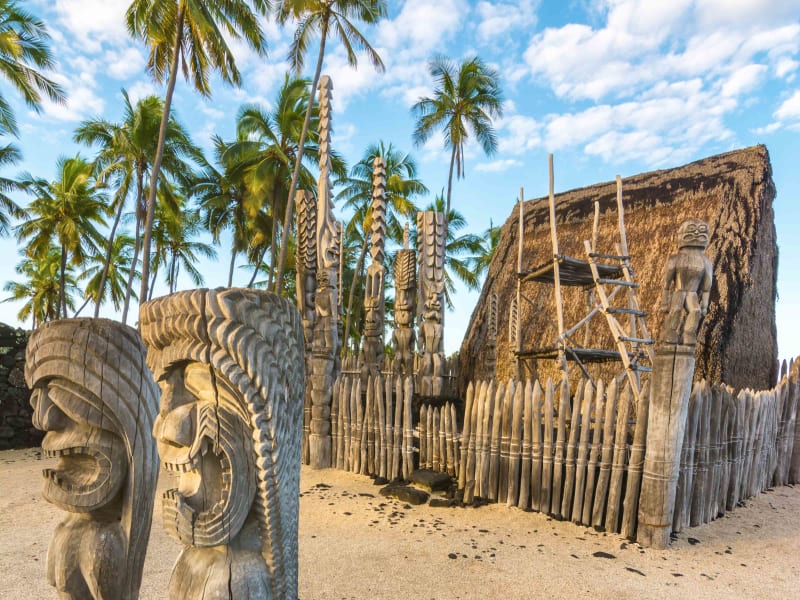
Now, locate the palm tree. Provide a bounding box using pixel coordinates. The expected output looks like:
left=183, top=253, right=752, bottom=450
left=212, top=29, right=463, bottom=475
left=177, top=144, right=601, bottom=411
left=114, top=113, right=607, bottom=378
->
left=16, top=156, right=108, bottom=318
left=272, top=0, right=388, bottom=293
left=0, top=143, right=26, bottom=234
left=3, top=246, right=78, bottom=328
left=420, top=194, right=485, bottom=308
left=0, top=0, right=65, bottom=137
left=149, top=194, right=216, bottom=297
left=228, top=75, right=346, bottom=288
left=473, top=219, right=500, bottom=280
left=75, top=90, right=201, bottom=318
left=77, top=233, right=138, bottom=316
left=411, top=56, right=503, bottom=234
left=126, top=0, right=270, bottom=303
left=336, top=141, right=426, bottom=353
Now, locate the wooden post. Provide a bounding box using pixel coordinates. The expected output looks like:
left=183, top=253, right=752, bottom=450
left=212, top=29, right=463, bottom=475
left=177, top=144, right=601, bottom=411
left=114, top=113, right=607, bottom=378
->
left=583, top=378, right=605, bottom=525
left=530, top=380, right=543, bottom=511
left=516, top=188, right=524, bottom=379
left=573, top=380, right=594, bottom=523
left=552, top=379, right=570, bottom=517
left=507, top=382, right=524, bottom=506
left=518, top=380, right=534, bottom=509
left=690, top=382, right=710, bottom=527
left=637, top=339, right=697, bottom=548
left=561, top=379, right=584, bottom=519
left=592, top=378, right=618, bottom=529
left=459, top=383, right=475, bottom=488
left=451, top=402, right=460, bottom=476
left=540, top=379, right=555, bottom=514
left=499, top=379, right=515, bottom=502
left=622, top=380, right=650, bottom=540
left=464, top=381, right=484, bottom=503
left=547, top=155, right=568, bottom=379
left=606, top=380, right=632, bottom=533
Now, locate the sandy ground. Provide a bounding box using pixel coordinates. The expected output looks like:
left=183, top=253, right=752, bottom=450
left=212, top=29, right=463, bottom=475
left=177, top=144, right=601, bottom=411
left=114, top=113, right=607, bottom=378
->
left=1, top=448, right=799, bottom=600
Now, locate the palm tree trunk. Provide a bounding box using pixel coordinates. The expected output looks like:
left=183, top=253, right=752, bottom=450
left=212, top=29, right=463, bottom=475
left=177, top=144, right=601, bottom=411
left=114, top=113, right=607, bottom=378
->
left=59, top=243, right=67, bottom=319
left=445, top=145, right=456, bottom=237
left=343, top=235, right=368, bottom=357
left=93, top=195, right=125, bottom=318
left=139, top=7, right=185, bottom=305
left=274, top=14, right=330, bottom=295
left=74, top=296, right=91, bottom=318
left=122, top=210, right=141, bottom=324
left=266, top=185, right=280, bottom=290
left=148, top=265, right=158, bottom=301
left=247, top=245, right=268, bottom=288
left=227, top=243, right=237, bottom=287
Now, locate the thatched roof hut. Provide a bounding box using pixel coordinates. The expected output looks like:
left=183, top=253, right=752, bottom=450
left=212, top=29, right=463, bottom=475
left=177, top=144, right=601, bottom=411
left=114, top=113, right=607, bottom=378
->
left=460, top=145, right=778, bottom=392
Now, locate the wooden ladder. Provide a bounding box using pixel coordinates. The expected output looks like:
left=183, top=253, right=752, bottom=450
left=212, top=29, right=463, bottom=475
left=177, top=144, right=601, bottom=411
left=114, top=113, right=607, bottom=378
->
left=583, top=239, right=653, bottom=404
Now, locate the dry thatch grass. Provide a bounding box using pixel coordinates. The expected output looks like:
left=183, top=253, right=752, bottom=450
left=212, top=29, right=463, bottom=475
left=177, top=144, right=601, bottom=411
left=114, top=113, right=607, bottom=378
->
left=459, top=145, right=777, bottom=393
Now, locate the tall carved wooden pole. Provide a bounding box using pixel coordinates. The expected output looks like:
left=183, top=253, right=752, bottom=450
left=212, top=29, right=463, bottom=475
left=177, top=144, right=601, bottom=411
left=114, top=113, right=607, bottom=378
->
left=310, top=75, right=340, bottom=469
left=638, top=219, right=713, bottom=548
left=417, top=211, right=447, bottom=396
left=392, top=224, right=417, bottom=377
left=486, top=293, right=498, bottom=379
left=358, top=157, right=387, bottom=380
left=296, top=190, right=317, bottom=465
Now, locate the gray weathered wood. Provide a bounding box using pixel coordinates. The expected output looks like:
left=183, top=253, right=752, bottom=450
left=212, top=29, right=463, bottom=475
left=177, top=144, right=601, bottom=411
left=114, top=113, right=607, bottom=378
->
left=592, top=378, right=618, bottom=529
left=551, top=379, right=570, bottom=517
left=583, top=378, right=605, bottom=525
left=541, top=379, right=556, bottom=514
left=507, top=382, right=524, bottom=506
left=562, top=379, right=584, bottom=520
left=518, top=380, right=534, bottom=510
left=488, top=381, right=506, bottom=501
left=499, top=379, right=515, bottom=502
left=530, top=380, right=543, bottom=512
left=459, top=382, right=475, bottom=489
left=622, top=380, right=650, bottom=540
left=573, top=380, right=594, bottom=523
left=606, top=380, right=632, bottom=533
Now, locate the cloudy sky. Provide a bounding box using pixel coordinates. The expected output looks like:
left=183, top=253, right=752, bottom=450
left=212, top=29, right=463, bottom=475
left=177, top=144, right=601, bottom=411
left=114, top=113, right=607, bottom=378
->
left=4, top=0, right=800, bottom=360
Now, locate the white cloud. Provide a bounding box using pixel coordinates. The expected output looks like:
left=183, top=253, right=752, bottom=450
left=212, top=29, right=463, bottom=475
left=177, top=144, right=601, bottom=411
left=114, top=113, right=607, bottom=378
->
left=378, top=0, right=468, bottom=58
left=53, top=0, right=129, bottom=53
left=105, top=46, right=146, bottom=80
left=720, top=64, right=767, bottom=98
left=41, top=83, right=105, bottom=122
left=475, top=0, right=539, bottom=43
left=776, top=57, right=799, bottom=79
left=475, top=158, right=522, bottom=172
left=775, top=90, right=800, bottom=121
left=126, top=80, right=158, bottom=104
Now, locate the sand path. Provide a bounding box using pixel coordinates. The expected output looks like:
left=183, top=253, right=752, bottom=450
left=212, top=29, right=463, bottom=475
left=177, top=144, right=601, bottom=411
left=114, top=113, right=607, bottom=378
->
left=1, top=448, right=798, bottom=599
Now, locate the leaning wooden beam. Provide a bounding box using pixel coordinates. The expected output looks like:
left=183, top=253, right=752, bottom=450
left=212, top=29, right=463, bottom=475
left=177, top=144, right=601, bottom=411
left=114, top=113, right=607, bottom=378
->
left=622, top=380, right=650, bottom=540
left=561, top=379, right=584, bottom=519
left=540, top=379, right=556, bottom=514
left=582, top=378, right=605, bottom=525
left=507, top=381, right=524, bottom=506
left=606, top=381, right=632, bottom=533
left=592, top=378, right=618, bottom=529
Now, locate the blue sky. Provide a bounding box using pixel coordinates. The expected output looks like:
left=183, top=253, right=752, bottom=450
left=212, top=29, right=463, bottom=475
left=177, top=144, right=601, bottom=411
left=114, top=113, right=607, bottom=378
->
left=3, top=0, right=799, bottom=360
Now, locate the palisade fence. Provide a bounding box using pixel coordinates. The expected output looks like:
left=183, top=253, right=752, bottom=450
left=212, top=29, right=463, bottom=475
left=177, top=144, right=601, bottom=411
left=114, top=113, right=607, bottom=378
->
left=324, top=360, right=800, bottom=540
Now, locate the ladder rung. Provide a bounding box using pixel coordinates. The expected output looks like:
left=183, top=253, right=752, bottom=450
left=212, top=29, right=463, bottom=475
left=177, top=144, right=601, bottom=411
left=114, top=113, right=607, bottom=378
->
left=619, top=336, right=654, bottom=345
left=606, top=307, right=647, bottom=317
left=597, top=278, right=638, bottom=287
left=589, top=252, right=630, bottom=261
left=630, top=365, right=653, bottom=372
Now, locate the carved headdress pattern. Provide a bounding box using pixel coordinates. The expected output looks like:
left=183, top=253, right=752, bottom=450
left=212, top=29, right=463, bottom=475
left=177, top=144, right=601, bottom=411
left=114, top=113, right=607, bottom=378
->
left=140, top=288, right=305, bottom=599
left=25, top=318, right=159, bottom=600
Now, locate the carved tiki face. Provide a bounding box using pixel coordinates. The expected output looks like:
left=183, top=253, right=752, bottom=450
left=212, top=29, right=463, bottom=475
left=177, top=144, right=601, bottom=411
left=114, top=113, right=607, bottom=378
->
left=424, top=291, right=443, bottom=321
left=31, top=380, right=127, bottom=512
left=153, top=361, right=256, bottom=547
left=677, top=218, right=710, bottom=249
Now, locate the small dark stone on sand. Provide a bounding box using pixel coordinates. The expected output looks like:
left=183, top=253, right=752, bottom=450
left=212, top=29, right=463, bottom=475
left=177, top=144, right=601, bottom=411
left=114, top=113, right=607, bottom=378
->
left=592, top=551, right=616, bottom=559
left=570, top=554, right=580, bottom=559
left=688, top=537, right=700, bottom=545
left=625, top=568, right=646, bottom=576
left=379, top=483, right=429, bottom=505
left=358, top=492, right=375, bottom=498
left=448, top=553, right=457, bottom=559
left=314, top=483, right=331, bottom=489
left=672, top=573, right=684, bottom=577
left=343, top=512, right=352, bottom=516
left=408, top=469, right=453, bottom=492
left=620, top=543, right=628, bottom=550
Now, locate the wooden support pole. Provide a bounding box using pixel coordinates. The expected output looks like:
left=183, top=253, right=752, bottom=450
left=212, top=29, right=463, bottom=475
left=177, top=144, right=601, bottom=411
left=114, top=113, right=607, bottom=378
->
left=516, top=188, right=524, bottom=379
left=499, top=379, right=515, bottom=502
left=552, top=378, right=570, bottom=517
left=573, top=380, right=594, bottom=523
left=518, top=380, right=534, bottom=510
left=606, top=380, right=632, bottom=533
left=459, top=382, right=476, bottom=489
left=622, top=380, right=650, bottom=540
left=540, top=379, right=556, bottom=514
left=592, top=378, right=618, bottom=529
left=547, top=155, right=568, bottom=380
left=582, top=378, right=605, bottom=526
left=562, top=379, right=584, bottom=520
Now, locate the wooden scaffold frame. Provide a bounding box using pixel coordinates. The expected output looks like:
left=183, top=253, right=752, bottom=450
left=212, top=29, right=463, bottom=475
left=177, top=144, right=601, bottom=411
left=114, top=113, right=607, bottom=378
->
left=514, top=154, right=654, bottom=404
